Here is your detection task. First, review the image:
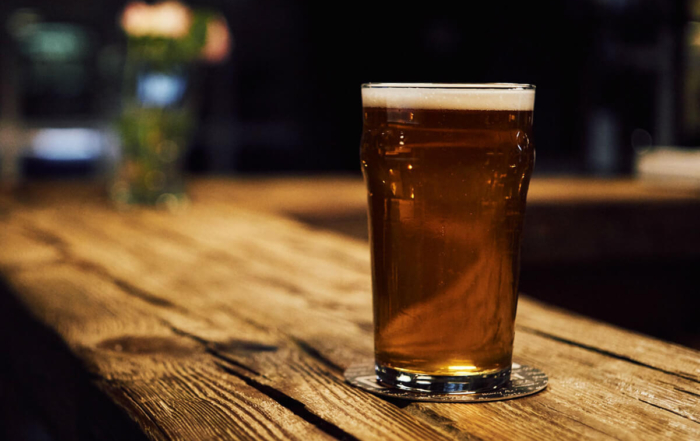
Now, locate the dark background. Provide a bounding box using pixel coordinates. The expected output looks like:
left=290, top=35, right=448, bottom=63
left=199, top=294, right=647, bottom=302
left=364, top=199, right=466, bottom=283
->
left=0, top=0, right=694, bottom=176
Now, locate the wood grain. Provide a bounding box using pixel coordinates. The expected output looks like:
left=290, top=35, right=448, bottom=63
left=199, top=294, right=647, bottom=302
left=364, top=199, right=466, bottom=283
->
left=1, top=181, right=699, bottom=440
left=7, top=263, right=338, bottom=441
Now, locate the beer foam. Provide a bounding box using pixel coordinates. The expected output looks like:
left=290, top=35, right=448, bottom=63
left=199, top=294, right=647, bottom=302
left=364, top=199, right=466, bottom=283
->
left=362, top=84, right=535, bottom=111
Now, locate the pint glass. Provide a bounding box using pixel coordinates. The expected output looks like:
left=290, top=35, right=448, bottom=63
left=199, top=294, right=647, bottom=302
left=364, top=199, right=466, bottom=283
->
left=360, top=83, right=535, bottom=393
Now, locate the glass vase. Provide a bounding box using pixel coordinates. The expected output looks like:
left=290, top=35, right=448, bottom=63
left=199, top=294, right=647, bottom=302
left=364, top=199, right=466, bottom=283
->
left=112, top=61, right=194, bottom=208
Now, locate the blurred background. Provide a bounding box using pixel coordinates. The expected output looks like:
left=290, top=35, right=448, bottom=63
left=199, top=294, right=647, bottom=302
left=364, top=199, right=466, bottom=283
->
left=4, top=0, right=700, bottom=176
left=1, top=1, right=699, bottom=344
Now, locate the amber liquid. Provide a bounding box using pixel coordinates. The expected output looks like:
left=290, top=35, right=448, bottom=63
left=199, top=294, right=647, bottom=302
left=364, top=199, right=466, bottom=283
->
left=361, top=107, right=534, bottom=377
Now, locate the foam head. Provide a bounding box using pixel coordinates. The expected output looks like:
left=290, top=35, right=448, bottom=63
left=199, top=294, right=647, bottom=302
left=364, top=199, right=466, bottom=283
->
left=361, top=83, right=535, bottom=111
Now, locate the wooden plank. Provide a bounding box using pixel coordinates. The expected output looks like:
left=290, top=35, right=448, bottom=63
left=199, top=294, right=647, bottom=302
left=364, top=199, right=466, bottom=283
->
left=527, top=178, right=700, bottom=204
left=186, top=177, right=700, bottom=264
left=2, top=197, right=699, bottom=440
left=0, top=210, right=456, bottom=440
left=517, top=299, right=700, bottom=383
left=3, top=262, right=340, bottom=441
left=184, top=176, right=700, bottom=209
left=0, top=222, right=61, bottom=269
left=4, top=176, right=699, bottom=220
left=6, top=177, right=700, bottom=266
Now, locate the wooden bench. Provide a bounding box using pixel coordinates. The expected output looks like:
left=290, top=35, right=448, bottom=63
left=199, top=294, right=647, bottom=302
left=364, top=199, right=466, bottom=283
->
left=0, top=178, right=698, bottom=440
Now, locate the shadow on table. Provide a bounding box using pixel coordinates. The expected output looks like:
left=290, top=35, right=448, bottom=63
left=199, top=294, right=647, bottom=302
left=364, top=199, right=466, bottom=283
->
left=0, top=278, right=150, bottom=441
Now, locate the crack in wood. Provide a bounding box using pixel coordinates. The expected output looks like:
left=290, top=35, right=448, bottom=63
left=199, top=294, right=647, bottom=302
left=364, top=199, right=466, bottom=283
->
left=163, top=319, right=434, bottom=438
left=372, top=394, right=412, bottom=410
left=162, top=321, right=210, bottom=346
left=213, top=360, right=361, bottom=441
left=20, top=220, right=181, bottom=310
left=636, top=398, right=700, bottom=425
left=518, top=325, right=700, bottom=383
left=674, top=387, right=700, bottom=399
left=407, top=406, right=484, bottom=441
left=166, top=319, right=432, bottom=439
left=292, top=338, right=344, bottom=374
left=21, top=224, right=72, bottom=259
left=21, top=222, right=188, bottom=313
left=170, top=325, right=281, bottom=382
left=165, top=322, right=271, bottom=379
left=213, top=340, right=279, bottom=353
left=75, top=257, right=186, bottom=313
left=112, top=278, right=182, bottom=310
left=207, top=349, right=266, bottom=378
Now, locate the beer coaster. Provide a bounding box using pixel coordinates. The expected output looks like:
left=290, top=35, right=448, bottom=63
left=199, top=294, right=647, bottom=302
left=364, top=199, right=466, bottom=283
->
left=344, top=361, right=547, bottom=402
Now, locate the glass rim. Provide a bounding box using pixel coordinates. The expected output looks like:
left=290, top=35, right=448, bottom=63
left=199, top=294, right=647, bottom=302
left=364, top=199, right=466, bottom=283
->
left=361, top=83, right=535, bottom=90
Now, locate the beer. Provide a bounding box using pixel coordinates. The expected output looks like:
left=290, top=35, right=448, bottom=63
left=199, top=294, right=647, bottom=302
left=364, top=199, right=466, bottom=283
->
left=360, top=84, right=535, bottom=392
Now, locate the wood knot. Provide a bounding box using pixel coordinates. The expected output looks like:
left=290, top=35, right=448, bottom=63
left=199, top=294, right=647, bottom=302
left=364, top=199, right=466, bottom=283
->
left=97, top=336, right=196, bottom=355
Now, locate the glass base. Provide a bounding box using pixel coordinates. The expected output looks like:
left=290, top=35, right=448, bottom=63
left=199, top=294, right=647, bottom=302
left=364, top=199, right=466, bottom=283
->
left=346, top=361, right=547, bottom=401
left=375, top=363, right=511, bottom=393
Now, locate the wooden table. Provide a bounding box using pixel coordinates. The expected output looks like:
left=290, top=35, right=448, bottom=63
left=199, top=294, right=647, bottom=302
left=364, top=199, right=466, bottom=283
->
left=1, top=177, right=699, bottom=440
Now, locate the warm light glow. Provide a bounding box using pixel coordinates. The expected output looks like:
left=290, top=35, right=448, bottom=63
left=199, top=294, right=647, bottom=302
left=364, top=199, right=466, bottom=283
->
left=448, top=365, right=477, bottom=371
left=201, top=16, right=232, bottom=63
left=691, top=22, right=700, bottom=47
left=121, top=1, right=193, bottom=38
